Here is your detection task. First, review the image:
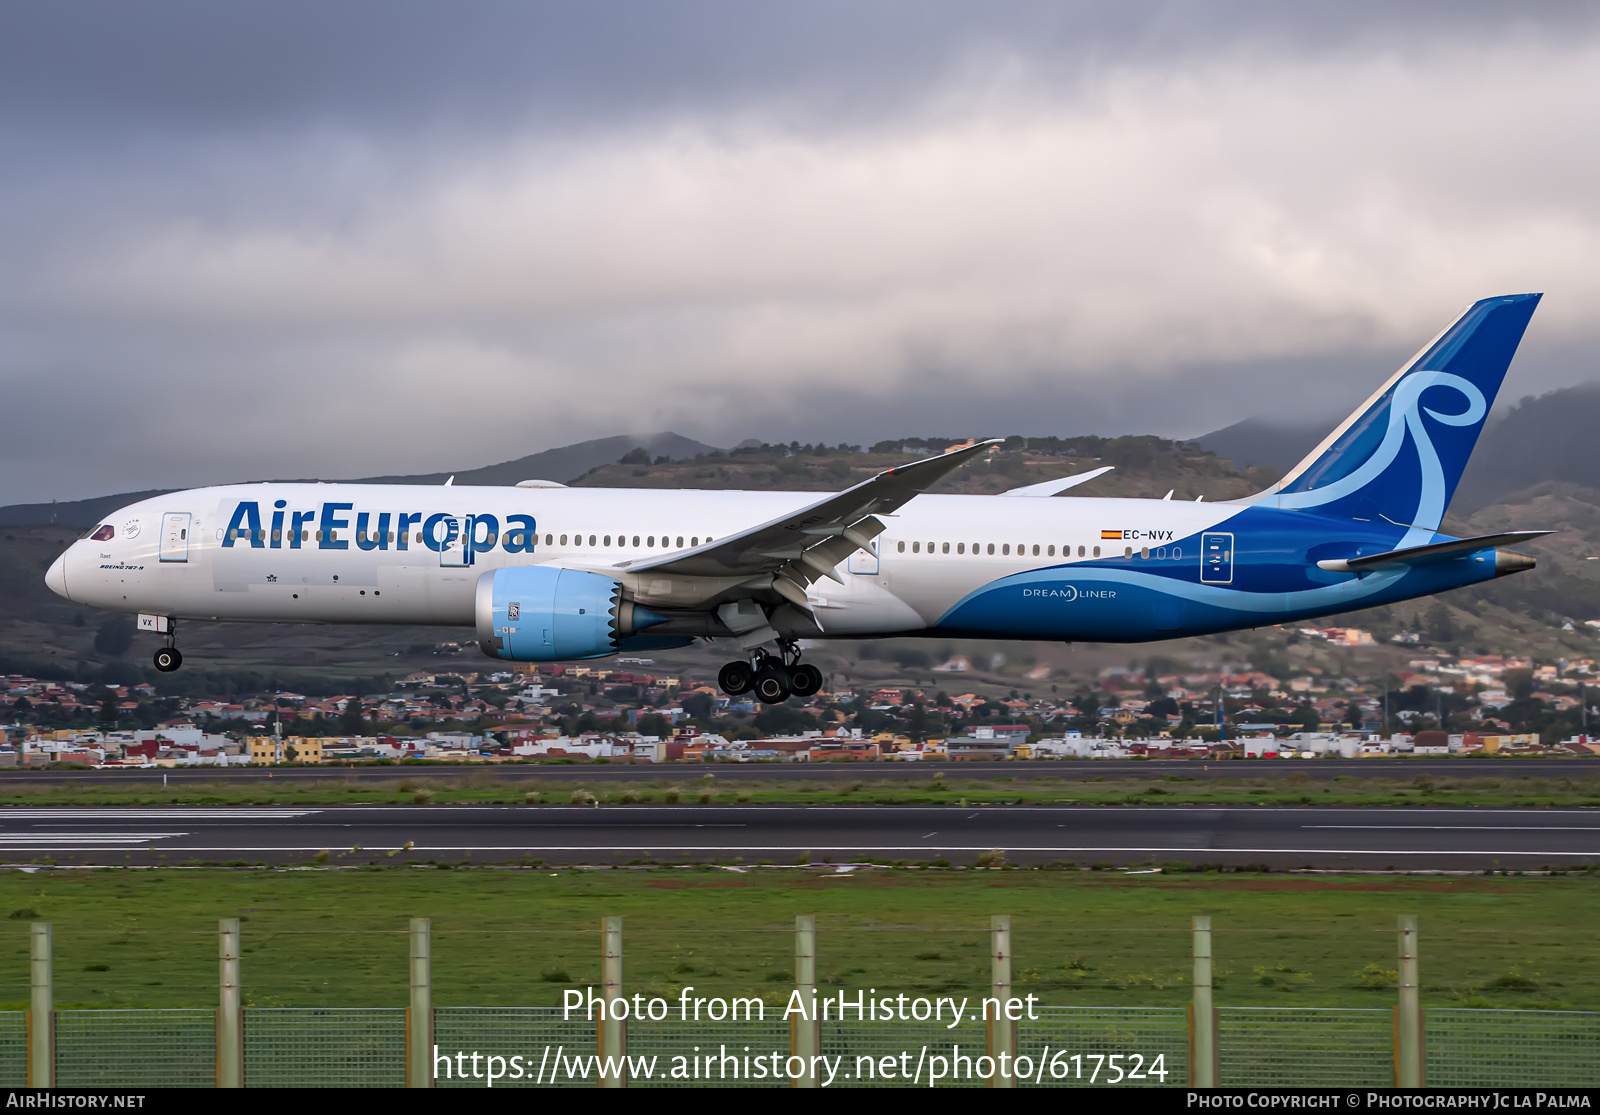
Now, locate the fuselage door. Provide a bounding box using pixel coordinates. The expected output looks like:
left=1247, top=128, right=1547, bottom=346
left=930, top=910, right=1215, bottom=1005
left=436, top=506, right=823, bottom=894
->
left=1201, top=532, right=1234, bottom=584
left=846, top=539, right=879, bottom=575
left=159, top=512, right=191, bottom=563
left=438, top=516, right=473, bottom=567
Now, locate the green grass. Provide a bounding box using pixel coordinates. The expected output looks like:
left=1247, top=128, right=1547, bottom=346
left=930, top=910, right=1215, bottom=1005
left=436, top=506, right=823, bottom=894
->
left=3, top=769, right=1600, bottom=808
left=0, top=866, right=1595, bottom=1013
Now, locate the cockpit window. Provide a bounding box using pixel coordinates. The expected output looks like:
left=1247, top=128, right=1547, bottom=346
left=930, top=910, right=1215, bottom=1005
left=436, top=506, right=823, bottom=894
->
left=88, top=524, right=115, bottom=542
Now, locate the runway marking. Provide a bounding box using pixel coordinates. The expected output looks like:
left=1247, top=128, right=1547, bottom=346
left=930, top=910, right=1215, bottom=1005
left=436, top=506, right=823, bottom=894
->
left=0, top=810, right=319, bottom=819
left=0, top=833, right=186, bottom=845
left=39, top=845, right=1600, bottom=857
left=1305, top=819, right=1600, bottom=825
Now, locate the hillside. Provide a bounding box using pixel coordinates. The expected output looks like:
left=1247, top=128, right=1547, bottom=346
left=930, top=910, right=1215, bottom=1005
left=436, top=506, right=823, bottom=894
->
left=0, top=432, right=721, bottom=530
left=1197, top=383, right=1600, bottom=514
left=572, top=435, right=1280, bottom=500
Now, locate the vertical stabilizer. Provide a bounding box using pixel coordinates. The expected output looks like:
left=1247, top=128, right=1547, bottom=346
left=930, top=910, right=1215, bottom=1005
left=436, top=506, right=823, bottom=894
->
left=1257, top=294, right=1541, bottom=546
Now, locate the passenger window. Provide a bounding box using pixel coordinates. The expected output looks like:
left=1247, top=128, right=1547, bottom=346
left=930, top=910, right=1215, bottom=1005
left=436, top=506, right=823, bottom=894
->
left=956, top=543, right=964, bottom=554
left=1047, top=545, right=1054, bottom=556
left=1093, top=546, right=1100, bottom=557
left=413, top=533, right=421, bottom=544
left=560, top=535, right=567, bottom=545
left=545, top=534, right=553, bottom=546
left=315, top=531, right=323, bottom=542
left=911, top=542, right=919, bottom=553
left=1002, top=544, right=1010, bottom=556
left=589, top=535, right=597, bottom=546
left=632, top=535, right=640, bottom=547
left=1078, top=545, right=1086, bottom=557
left=90, top=524, right=115, bottom=542
left=898, top=541, right=906, bottom=553
left=1173, top=547, right=1181, bottom=560
left=692, top=537, right=699, bottom=546
left=987, top=543, right=995, bottom=555
left=1032, top=544, right=1039, bottom=556
left=676, top=536, right=684, bottom=548
left=1156, top=546, right=1166, bottom=559
left=603, top=535, right=611, bottom=547
left=647, top=536, right=655, bottom=547
left=1141, top=546, right=1149, bottom=559
left=1124, top=546, right=1133, bottom=557
left=943, top=543, right=950, bottom=554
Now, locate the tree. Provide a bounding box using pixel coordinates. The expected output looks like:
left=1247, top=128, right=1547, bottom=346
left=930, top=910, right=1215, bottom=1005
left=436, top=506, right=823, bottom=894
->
left=680, top=692, right=715, bottom=721
left=635, top=712, right=672, bottom=738
left=98, top=692, right=119, bottom=727
left=618, top=447, right=651, bottom=465
left=93, top=615, right=135, bottom=657
left=341, top=698, right=366, bottom=736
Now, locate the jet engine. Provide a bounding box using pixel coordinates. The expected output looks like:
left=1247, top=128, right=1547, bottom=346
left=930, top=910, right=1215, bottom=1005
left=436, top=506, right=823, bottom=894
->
left=474, top=566, right=669, bottom=661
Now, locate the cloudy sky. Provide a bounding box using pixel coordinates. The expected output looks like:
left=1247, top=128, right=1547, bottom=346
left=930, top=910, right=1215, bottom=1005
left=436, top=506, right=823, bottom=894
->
left=3, top=2, right=1599, bottom=503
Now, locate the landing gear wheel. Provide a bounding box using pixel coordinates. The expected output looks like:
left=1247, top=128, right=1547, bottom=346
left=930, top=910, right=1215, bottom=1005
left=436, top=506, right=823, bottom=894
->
left=718, top=661, right=754, bottom=695
left=788, top=663, right=823, bottom=698
left=753, top=664, right=792, bottom=704
left=153, top=647, right=183, bottom=673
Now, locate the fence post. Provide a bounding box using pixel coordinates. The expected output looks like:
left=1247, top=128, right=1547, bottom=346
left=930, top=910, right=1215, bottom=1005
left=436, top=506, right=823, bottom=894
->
left=988, top=914, right=1016, bottom=1088
left=792, top=915, right=820, bottom=1088
left=1189, top=915, right=1218, bottom=1087
left=408, top=918, right=433, bottom=1089
left=217, top=918, right=243, bottom=1088
left=28, top=923, right=52, bottom=1088
left=598, top=916, right=625, bottom=1088
left=1395, top=914, right=1424, bottom=1088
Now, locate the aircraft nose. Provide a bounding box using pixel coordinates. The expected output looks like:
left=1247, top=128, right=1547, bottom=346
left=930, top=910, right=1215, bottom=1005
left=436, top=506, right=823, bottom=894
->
left=45, top=551, right=70, bottom=600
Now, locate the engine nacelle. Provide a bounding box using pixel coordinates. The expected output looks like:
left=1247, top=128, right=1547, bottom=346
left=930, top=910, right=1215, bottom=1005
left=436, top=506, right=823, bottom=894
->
left=474, top=566, right=668, bottom=661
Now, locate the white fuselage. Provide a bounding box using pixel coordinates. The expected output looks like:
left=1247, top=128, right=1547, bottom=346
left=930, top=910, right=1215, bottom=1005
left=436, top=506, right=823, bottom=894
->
left=48, top=482, right=1235, bottom=637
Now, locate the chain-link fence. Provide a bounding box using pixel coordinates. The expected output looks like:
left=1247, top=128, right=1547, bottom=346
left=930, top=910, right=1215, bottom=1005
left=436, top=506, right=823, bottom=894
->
left=10, top=1005, right=1600, bottom=1086
left=0, top=1011, right=23, bottom=1087
left=244, top=1007, right=405, bottom=1087
left=1218, top=1007, right=1392, bottom=1088
left=434, top=1006, right=595, bottom=1087
left=56, top=1009, right=215, bottom=1088
left=1428, top=1008, right=1600, bottom=1088
left=1020, top=1006, right=1187, bottom=1087
left=631, top=1015, right=792, bottom=1088
left=821, top=1010, right=990, bottom=1087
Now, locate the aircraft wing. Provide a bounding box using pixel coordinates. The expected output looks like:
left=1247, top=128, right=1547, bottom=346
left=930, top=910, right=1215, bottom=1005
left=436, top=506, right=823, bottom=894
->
left=1000, top=465, right=1114, bottom=497
left=1316, top=531, right=1553, bottom=572
left=615, top=440, right=1000, bottom=593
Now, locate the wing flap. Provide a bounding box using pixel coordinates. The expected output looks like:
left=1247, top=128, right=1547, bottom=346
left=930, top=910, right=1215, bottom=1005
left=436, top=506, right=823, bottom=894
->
left=616, top=440, right=999, bottom=582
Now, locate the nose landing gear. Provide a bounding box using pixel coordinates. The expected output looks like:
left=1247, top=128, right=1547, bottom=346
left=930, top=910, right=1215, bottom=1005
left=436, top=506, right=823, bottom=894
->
left=716, top=640, right=821, bottom=704
left=152, top=620, right=182, bottom=673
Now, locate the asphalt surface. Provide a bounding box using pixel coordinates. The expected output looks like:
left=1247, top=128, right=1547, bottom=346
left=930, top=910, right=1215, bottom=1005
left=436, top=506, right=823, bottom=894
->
left=3, top=756, right=1596, bottom=786
left=0, top=804, right=1594, bottom=868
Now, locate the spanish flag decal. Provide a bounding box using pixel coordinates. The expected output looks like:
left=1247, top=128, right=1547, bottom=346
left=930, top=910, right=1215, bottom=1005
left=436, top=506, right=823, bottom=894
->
left=1100, top=529, right=1123, bottom=540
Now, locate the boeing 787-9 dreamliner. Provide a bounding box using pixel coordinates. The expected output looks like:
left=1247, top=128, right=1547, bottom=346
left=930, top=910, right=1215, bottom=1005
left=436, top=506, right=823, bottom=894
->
left=46, top=294, right=1548, bottom=705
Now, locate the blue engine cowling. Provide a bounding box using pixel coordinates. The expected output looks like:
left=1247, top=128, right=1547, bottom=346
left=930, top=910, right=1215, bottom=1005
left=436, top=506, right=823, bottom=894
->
left=474, top=566, right=672, bottom=661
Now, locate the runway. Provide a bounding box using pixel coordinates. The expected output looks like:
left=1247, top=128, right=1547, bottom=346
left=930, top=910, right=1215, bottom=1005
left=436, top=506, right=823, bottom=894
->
left=0, top=804, right=1595, bottom=868
left=2, top=756, right=1595, bottom=787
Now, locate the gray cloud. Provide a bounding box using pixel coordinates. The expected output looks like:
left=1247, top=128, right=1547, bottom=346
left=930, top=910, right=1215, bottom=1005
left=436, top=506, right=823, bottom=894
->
left=2, top=3, right=1599, bottom=503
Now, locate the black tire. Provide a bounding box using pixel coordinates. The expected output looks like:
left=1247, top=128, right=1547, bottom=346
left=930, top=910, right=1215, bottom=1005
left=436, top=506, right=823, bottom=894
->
left=153, top=647, right=182, bottom=673
left=788, top=663, right=823, bottom=697
left=717, top=660, right=754, bottom=695
left=753, top=665, right=791, bottom=704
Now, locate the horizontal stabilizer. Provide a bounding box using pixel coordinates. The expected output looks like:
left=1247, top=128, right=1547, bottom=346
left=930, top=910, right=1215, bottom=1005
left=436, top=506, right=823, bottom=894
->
left=1000, top=466, right=1114, bottom=497
left=1316, top=531, right=1553, bottom=572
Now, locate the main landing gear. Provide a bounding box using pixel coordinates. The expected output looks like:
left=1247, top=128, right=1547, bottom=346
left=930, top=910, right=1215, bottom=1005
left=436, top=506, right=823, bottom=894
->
left=153, top=620, right=182, bottom=673
left=717, top=640, right=821, bottom=705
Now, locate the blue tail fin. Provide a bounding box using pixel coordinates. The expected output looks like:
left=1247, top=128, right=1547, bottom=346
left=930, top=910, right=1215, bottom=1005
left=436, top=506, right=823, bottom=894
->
left=1258, top=293, right=1541, bottom=543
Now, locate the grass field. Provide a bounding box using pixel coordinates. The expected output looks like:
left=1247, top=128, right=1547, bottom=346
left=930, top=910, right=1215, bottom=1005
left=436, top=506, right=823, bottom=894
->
left=0, top=866, right=1594, bottom=1014
left=3, top=768, right=1600, bottom=808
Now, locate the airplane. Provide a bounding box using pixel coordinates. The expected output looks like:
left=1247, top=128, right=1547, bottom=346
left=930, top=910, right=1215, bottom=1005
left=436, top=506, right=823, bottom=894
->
left=46, top=293, right=1547, bottom=706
